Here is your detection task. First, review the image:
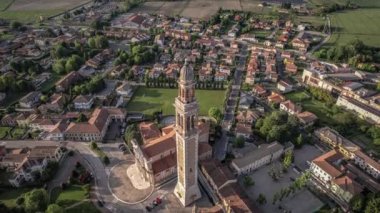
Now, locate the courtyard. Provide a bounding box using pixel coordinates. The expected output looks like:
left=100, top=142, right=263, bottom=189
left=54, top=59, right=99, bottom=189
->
left=244, top=162, right=324, bottom=213
left=126, top=87, right=225, bottom=116
left=243, top=144, right=325, bottom=213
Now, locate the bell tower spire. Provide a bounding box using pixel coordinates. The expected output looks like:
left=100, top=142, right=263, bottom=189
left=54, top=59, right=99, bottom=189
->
left=174, top=58, right=202, bottom=206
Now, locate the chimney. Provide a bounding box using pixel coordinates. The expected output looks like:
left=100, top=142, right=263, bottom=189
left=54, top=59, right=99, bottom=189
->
left=345, top=177, right=348, bottom=190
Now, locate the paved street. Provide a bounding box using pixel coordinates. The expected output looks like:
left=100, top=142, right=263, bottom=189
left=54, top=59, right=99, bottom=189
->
left=213, top=43, right=247, bottom=161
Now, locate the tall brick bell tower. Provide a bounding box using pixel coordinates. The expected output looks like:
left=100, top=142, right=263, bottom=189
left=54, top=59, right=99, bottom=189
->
left=173, top=59, right=202, bottom=206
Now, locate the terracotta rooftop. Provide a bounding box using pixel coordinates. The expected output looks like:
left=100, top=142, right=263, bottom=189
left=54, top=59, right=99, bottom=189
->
left=139, top=122, right=161, bottom=143
left=151, top=153, right=176, bottom=174
left=332, top=175, right=363, bottom=196
left=200, top=160, right=236, bottom=189
left=312, top=150, right=343, bottom=178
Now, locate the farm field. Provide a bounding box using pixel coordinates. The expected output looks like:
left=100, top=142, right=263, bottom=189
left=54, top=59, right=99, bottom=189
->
left=309, top=0, right=380, bottom=7
left=131, top=0, right=272, bottom=19
left=0, top=0, right=13, bottom=11
left=0, top=0, right=90, bottom=22
left=126, top=87, right=225, bottom=116
left=326, top=9, right=380, bottom=47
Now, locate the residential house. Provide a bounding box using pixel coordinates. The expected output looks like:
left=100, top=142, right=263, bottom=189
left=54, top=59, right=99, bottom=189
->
left=116, top=81, right=133, bottom=98
left=296, top=111, right=318, bottom=127
left=277, top=80, right=293, bottom=93
left=73, top=95, right=94, bottom=110
left=235, top=123, right=252, bottom=138
left=267, top=92, right=286, bottom=104
left=280, top=100, right=302, bottom=115
left=19, top=91, right=42, bottom=108
left=0, top=145, right=66, bottom=187
left=252, top=85, right=267, bottom=97
left=55, top=71, right=83, bottom=92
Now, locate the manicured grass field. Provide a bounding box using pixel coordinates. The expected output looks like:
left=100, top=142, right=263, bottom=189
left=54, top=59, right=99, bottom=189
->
left=327, top=9, right=380, bottom=47
left=126, top=87, right=226, bottom=116
left=0, top=188, right=31, bottom=207
left=56, top=185, right=88, bottom=208
left=66, top=201, right=100, bottom=213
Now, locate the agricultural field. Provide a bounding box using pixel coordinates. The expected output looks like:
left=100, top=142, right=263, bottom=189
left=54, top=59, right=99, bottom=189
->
left=131, top=0, right=273, bottom=19
left=0, top=0, right=13, bottom=11
left=126, top=87, right=225, bottom=116
left=0, top=0, right=90, bottom=22
left=308, top=0, right=380, bottom=8
left=326, top=9, right=380, bottom=47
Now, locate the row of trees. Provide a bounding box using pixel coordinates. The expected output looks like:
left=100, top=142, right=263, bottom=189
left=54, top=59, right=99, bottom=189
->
left=72, top=75, right=105, bottom=95
left=350, top=193, right=380, bottom=213
left=9, top=60, right=42, bottom=75
left=0, top=75, right=31, bottom=93
left=52, top=54, right=84, bottom=75
left=308, top=86, right=335, bottom=106
left=272, top=171, right=311, bottom=205
left=315, top=40, right=380, bottom=72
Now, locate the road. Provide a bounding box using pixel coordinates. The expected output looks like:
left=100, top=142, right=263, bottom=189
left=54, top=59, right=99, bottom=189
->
left=213, top=42, right=247, bottom=161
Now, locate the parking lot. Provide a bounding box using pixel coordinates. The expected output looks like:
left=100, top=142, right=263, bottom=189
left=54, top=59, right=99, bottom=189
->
left=293, top=144, right=324, bottom=171
left=244, top=156, right=323, bottom=212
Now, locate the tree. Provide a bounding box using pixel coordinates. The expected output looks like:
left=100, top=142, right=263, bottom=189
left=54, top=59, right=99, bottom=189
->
left=243, top=175, right=254, bottom=187
left=282, top=150, right=293, bottom=171
left=76, top=113, right=87, bottom=122
left=87, top=37, right=96, bottom=49
left=90, top=141, right=98, bottom=150
left=102, top=156, right=110, bottom=165
left=295, top=134, right=304, bottom=148
left=365, top=197, right=380, bottom=213
left=40, top=95, right=48, bottom=103
left=10, top=21, right=22, bottom=30
left=24, top=189, right=48, bottom=213
left=16, top=196, right=24, bottom=206
left=45, top=204, right=64, bottom=213
left=350, top=195, right=364, bottom=213
left=208, top=107, right=223, bottom=124
left=256, top=193, right=267, bottom=205
left=233, top=136, right=245, bottom=148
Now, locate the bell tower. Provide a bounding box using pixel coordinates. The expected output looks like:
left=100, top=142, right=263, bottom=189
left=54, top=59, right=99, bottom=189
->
left=173, top=59, right=202, bottom=206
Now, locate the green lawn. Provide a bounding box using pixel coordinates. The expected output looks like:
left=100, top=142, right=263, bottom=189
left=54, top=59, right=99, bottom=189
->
left=10, top=128, right=25, bottom=139
left=0, top=9, right=62, bottom=23
left=0, top=127, right=11, bottom=139
left=285, top=91, right=335, bottom=126
left=0, top=0, right=13, bottom=11
left=126, top=87, right=226, bottom=116
left=66, top=201, right=100, bottom=213
left=56, top=185, right=88, bottom=208
left=40, top=74, right=61, bottom=93
left=326, top=9, right=380, bottom=47
left=0, top=188, right=31, bottom=208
